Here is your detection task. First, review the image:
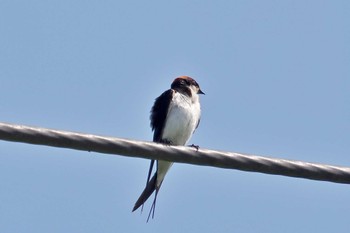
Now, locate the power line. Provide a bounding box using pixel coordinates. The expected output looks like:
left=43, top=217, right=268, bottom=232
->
left=0, top=122, right=349, bottom=184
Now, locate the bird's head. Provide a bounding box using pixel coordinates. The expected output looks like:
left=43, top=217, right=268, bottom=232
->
left=171, top=76, right=205, bottom=97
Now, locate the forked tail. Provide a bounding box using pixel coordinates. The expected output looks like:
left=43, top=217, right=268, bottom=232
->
left=132, top=172, right=160, bottom=221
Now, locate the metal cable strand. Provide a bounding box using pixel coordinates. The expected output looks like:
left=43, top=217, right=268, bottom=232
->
left=0, top=122, right=349, bottom=184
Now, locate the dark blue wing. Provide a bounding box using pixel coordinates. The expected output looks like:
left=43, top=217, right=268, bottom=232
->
left=150, top=89, right=174, bottom=142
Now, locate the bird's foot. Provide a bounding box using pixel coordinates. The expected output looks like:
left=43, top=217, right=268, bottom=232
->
left=160, top=139, right=172, bottom=145
left=189, top=144, right=200, bottom=151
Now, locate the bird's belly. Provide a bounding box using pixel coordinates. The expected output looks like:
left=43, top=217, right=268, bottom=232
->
left=161, top=104, right=198, bottom=146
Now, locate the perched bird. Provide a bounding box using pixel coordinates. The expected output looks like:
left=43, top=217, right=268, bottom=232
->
left=132, top=76, right=204, bottom=221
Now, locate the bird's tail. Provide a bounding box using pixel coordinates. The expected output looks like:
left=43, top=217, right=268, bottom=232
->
left=132, top=172, right=160, bottom=222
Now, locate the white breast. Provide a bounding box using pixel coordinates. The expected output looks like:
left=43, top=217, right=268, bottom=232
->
left=161, top=92, right=201, bottom=146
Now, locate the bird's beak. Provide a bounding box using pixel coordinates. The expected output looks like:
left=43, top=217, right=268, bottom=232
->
left=198, top=89, right=205, bottom=95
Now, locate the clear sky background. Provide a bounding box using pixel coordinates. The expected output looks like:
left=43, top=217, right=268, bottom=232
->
left=0, top=1, right=349, bottom=232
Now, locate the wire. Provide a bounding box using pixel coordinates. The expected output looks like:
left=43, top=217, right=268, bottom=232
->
left=0, top=122, right=349, bottom=184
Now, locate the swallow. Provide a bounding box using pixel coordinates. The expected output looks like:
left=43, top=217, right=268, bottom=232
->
left=132, top=76, right=204, bottom=221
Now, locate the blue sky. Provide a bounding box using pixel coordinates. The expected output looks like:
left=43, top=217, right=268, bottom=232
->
left=0, top=0, right=349, bottom=232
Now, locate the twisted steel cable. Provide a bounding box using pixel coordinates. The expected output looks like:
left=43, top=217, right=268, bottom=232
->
left=0, top=122, right=349, bottom=184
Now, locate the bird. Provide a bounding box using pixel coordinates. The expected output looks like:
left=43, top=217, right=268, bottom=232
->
left=132, top=76, right=204, bottom=221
